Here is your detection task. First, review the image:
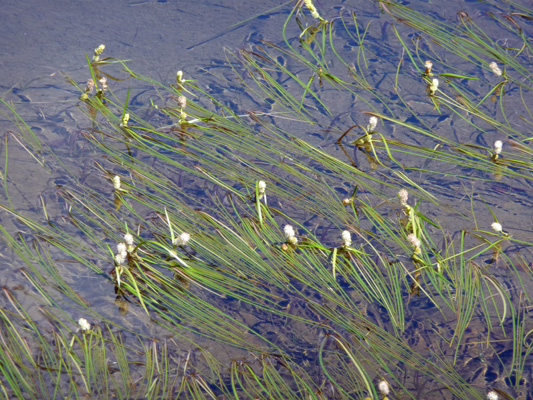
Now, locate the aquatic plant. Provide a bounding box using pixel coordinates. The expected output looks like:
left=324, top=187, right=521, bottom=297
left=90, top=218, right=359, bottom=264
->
left=1, top=1, right=532, bottom=399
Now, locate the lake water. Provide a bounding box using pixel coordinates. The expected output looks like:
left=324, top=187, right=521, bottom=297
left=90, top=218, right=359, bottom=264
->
left=1, top=0, right=533, bottom=399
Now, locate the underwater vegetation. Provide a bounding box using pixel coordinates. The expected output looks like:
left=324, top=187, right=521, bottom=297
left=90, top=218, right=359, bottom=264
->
left=1, top=0, right=533, bottom=399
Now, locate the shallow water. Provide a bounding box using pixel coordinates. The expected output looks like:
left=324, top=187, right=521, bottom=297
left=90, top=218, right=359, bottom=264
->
left=1, top=0, right=533, bottom=399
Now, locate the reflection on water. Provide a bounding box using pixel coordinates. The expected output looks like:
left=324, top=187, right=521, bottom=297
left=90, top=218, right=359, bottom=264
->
left=1, top=0, right=533, bottom=398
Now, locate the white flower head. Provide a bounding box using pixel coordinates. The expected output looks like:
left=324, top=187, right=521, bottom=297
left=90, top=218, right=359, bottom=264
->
left=397, top=189, right=409, bottom=206
left=424, top=60, right=433, bottom=74
left=429, top=78, right=439, bottom=94
left=173, top=232, right=190, bottom=247
left=117, top=242, right=127, bottom=254
left=115, top=242, right=128, bottom=265
left=378, top=380, right=390, bottom=395
left=124, top=234, right=134, bottom=246
left=120, top=113, right=130, bottom=128
left=491, top=222, right=503, bottom=232
left=93, top=44, right=105, bottom=61
left=304, top=0, right=321, bottom=19
left=487, top=391, right=499, bottom=400
left=493, top=140, right=503, bottom=155
left=407, top=234, right=421, bottom=253
left=341, top=230, right=352, bottom=247
left=366, top=116, right=378, bottom=132
left=98, top=77, right=108, bottom=91
left=257, top=180, right=267, bottom=200
left=78, top=318, right=91, bottom=332
left=176, top=70, right=184, bottom=84
left=284, top=225, right=298, bottom=245
left=489, top=62, right=502, bottom=77
left=113, top=176, right=121, bottom=191
left=177, top=95, right=187, bottom=109
left=85, top=79, right=95, bottom=93
left=114, top=252, right=126, bottom=265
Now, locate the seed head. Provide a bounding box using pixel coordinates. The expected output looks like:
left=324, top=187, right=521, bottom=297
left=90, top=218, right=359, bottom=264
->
left=98, top=77, right=108, bottom=91
left=407, top=234, right=420, bottom=248
left=113, top=176, right=121, bottom=191
left=487, top=391, right=499, bottom=400
left=284, top=225, right=298, bottom=245
left=397, top=189, right=409, bottom=207
left=428, top=78, right=439, bottom=95
left=257, top=181, right=267, bottom=199
left=120, top=113, right=130, bottom=128
left=493, top=140, right=503, bottom=155
left=179, top=110, right=187, bottom=123
left=124, top=233, right=134, bottom=246
left=93, top=44, right=105, bottom=61
left=78, top=318, right=91, bottom=332
left=304, top=0, right=321, bottom=20
left=177, top=95, right=187, bottom=109
left=491, top=222, right=503, bottom=233
left=341, top=230, right=352, bottom=247
left=176, top=70, right=184, bottom=84
left=366, top=116, right=378, bottom=132
left=117, top=242, right=127, bottom=254
left=489, top=62, right=502, bottom=77
left=114, top=252, right=126, bottom=265
left=85, top=79, right=95, bottom=93
left=378, top=380, right=390, bottom=395
left=424, top=60, right=433, bottom=75
left=407, top=234, right=421, bottom=254
left=173, top=232, right=191, bottom=247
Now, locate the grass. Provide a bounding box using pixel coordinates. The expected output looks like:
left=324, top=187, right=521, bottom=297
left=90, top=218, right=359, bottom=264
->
left=1, top=0, right=533, bottom=398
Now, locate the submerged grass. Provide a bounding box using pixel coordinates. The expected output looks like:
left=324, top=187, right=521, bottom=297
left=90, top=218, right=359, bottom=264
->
left=1, top=0, right=533, bottom=398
